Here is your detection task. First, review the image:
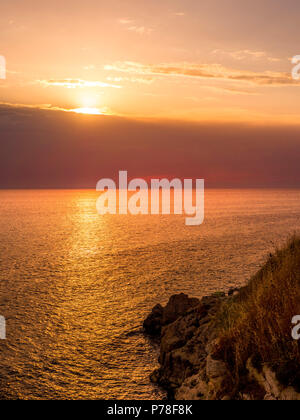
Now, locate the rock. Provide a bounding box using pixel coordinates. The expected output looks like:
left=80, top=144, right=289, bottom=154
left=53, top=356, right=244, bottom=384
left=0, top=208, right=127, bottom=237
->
left=264, top=393, right=276, bottom=400
left=145, top=292, right=226, bottom=397
left=162, top=293, right=200, bottom=326
left=280, top=387, right=300, bottom=401
left=150, top=369, right=161, bottom=384
left=263, top=367, right=281, bottom=398
left=241, top=394, right=252, bottom=400
left=145, top=288, right=300, bottom=400
left=175, top=374, right=209, bottom=400
left=143, top=304, right=163, bottom=336
left=228, top=288, right=239, bottom=296
left=143, top=294, right=200, bottom=336
left=206, top=355, right=228, bottom=379
left=205, top=353, right=231, bottom=400
left=247, top=358, right=300, bottom=401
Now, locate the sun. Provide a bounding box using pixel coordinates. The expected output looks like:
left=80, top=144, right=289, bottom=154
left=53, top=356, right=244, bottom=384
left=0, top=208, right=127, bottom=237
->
left=72, top=94, right=104, bottom=115
left=72, top=107, right=103, bottom=115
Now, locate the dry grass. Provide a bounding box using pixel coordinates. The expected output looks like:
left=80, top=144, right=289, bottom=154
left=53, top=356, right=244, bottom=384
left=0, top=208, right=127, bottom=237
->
left=215, top=235, right=300, bottom=391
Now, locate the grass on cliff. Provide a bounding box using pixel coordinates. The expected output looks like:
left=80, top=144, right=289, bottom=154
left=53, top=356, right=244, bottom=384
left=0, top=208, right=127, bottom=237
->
left=215, top=235, right=300, bottom=391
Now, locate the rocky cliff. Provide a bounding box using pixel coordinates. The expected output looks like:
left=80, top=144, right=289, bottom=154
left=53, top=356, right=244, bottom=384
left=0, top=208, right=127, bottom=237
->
left=144, top=237, right=300, bottom=400
left=144, top=290, right=300, bottom=400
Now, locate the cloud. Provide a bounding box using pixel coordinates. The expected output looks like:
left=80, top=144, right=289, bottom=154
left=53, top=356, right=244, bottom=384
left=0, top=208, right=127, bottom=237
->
left=37, top=79, right=122, bottom=89
left=104, top=61, right=299, bottom=86
left=119, top=18, right=153, bottom=35
left=211, top=49, right=281, bottom=63
left=119, top=19, right=134, bottom=25
left=205, top=86, right=259, bottom=96
left=174, top=12, right=185, bottom=16
left=127, top=26, right=153, bottom=35
left=0, top=102, right=65, bottom=111
left=0, top=101, right=111, bottom=115
left=106, top=76, right=153, bottom=85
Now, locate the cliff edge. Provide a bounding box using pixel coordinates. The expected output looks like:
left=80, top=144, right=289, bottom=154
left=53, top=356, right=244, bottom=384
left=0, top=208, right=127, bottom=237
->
left=144, top=236, right=300, bottom=400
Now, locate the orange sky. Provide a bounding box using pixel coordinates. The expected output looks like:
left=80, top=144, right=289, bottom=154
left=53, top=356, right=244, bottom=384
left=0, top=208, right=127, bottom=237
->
left=1, top=0, right=300, bottom=123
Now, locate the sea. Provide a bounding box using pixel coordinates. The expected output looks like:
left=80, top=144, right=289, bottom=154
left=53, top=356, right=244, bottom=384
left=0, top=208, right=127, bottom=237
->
left=0, top=189, right=299, bottom=399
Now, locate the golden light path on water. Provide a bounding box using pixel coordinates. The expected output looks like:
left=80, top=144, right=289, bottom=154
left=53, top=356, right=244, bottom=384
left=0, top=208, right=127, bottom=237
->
left=0, top=189, right=299, bottom=399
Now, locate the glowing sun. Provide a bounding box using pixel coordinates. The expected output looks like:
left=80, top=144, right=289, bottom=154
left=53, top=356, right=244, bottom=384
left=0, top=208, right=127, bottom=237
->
left=72, top=94, right=104, bottom=115
left=72, top=107, right=103, bottom=115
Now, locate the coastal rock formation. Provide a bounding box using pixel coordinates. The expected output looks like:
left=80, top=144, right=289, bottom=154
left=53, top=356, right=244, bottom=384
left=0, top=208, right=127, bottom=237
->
left=144, top=237, right=300, bottom=400
left=143, top=293, right=200, bottom=336
left=247, top=359, right=300, bottom=401
left=145, top=292, right=230, bottom=399
left=143, top=304, right=164, bottom=336
left=144, top=290, right=300, bottom=400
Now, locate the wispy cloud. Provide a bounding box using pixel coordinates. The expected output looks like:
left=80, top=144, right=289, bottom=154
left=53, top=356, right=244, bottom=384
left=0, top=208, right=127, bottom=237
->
left=0, top=102, right=69, bottom=113
left=118, top=18, right=153, bottom=35
left=204, top=86, right=260, bottom=96
left=106, top=76, right=153, bottom=84
left=211, top=49, right=281, bottom=63
left=37, top=79, right=122, bottom=89
left=104, top=61, right=299, bottom=86
left=127, top=26, right=153, bottom=35
left=119, top=18, right=134, bottom=25
left=0, top=101, right=112, bottom=116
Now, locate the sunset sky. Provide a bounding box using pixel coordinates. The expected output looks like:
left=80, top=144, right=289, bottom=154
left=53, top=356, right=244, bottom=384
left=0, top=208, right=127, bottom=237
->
left=0, top=0, right=300, bottom=188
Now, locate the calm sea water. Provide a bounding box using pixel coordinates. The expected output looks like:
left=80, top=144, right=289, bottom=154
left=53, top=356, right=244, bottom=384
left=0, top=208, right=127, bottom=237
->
left=0, top=189, right=299, bottom=399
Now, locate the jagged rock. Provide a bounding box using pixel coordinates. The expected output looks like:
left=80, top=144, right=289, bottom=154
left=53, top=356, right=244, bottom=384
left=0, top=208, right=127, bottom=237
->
left=206, top=355, right=228, bottom=379
left=143, top=293, right=200, bottom=336
left=247, top=358, right=300, bottom=401
left=143, top=304, right=164, bottom=336
left=150, top=369, right=161, bottom=384
left=145, top=285, right=300, bottom=400
left=147, top=292, right=226, bottom=396
left=175, top=374, right=209, bottom=400
left=264, top=393, right=276, bottom=400
left=162, top=293, right=200, bottom=326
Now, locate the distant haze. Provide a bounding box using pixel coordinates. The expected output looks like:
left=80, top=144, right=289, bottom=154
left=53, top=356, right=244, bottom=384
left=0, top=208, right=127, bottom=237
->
left=0, top=106, right=299, bottom=189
